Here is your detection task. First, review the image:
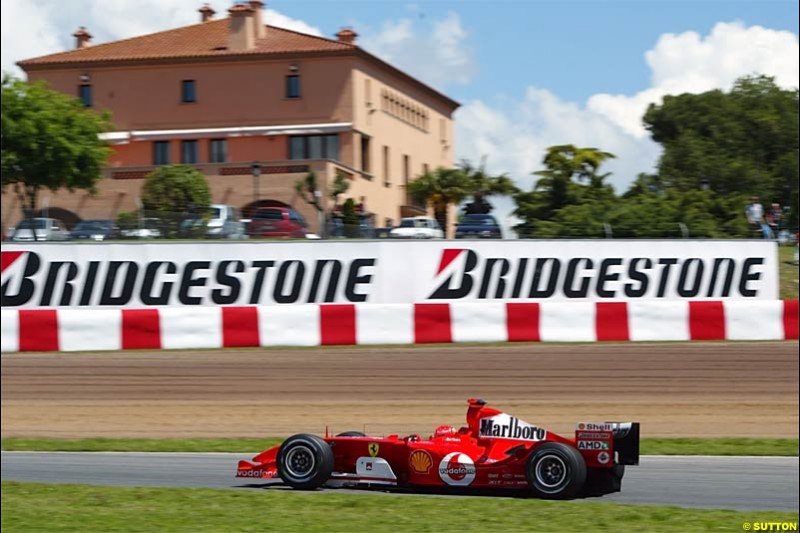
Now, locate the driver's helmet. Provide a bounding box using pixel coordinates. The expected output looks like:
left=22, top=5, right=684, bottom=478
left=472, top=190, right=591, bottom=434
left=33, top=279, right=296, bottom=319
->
left=434, top=425, right=457, bottom=438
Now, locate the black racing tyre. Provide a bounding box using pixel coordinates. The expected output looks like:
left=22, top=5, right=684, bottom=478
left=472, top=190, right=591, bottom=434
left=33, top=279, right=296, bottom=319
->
left=277, top=434, right=334, bottom=490
left=336, top=431, right=366, bottom=437
left=525, top=442, right=587, bottom=499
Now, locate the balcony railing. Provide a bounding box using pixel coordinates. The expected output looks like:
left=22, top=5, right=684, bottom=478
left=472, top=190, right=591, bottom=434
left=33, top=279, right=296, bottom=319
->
left=104, top=159, right=335, bottom=180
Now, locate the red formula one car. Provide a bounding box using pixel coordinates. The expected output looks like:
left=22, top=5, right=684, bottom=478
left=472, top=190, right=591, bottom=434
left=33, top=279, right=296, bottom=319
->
left=236, top=399, right=640, bottom=499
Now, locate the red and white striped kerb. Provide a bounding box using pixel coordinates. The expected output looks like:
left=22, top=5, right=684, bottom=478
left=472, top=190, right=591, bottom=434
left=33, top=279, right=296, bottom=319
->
left=1, top=300, right=797, bottom=353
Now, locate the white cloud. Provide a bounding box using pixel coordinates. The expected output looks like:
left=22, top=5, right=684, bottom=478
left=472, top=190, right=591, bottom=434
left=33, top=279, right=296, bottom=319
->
left=263, top=8, right=322, bottom=37
left=588, top=22, right=799, bottom=138
left=455, top=90, right=661, bottom=223
left=360, top=11, right=476, bottom=89
left=1, top=1, right=322, bottom=76
left=1, top=0, right=62, bottom=77
left=454, top=22, right=798, bottom=234
left=456, top=88, right=662, bottom=192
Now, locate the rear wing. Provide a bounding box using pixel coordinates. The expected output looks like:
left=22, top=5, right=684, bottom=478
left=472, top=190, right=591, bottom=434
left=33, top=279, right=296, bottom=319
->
left=576, top=422, right=640, bottom=466
left=611, top=422, right=640, bottom=466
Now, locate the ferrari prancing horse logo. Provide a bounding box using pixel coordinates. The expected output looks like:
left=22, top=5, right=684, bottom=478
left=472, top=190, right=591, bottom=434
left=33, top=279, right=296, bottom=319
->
left=368, top=442, right=380, bottom=457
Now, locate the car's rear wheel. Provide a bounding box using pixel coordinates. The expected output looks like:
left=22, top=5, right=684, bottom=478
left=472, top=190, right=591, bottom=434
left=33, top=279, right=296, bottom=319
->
left=526, top=442, right=586, bottom=499
left=335, top=431, right=366, bottom=437
left=277, top=434, right=334, bottom=490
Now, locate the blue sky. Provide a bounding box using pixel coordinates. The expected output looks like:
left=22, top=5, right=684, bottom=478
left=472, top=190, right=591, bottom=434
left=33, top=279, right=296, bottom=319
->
left=2, top=0, right=798, bottom=227
left=271, top=0, right=799, bottom=103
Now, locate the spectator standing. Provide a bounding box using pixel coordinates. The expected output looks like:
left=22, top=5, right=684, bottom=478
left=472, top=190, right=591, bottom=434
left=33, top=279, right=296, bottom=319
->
left=746, top=196, right=770, bottom=238
left=766, top=203, right=783, bottom=235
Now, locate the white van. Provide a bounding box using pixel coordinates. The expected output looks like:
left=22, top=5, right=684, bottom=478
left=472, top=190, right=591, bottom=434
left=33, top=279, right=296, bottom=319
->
left=207, top=204, right=245, bottom=239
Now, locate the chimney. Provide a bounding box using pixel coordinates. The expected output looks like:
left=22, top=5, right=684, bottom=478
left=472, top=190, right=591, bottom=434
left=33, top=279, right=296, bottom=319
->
left=228, top=4, right=256, bottom=51
left=199, top=4, right=216, bottom=23
left=248, top=1, right=266, bottom=39
left=335, top=28, right=358, bottom=45
left=73, top=27, right=92, bottom=49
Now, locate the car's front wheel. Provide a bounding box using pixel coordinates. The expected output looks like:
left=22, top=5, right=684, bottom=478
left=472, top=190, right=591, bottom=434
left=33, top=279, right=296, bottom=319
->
left=277, top=434, right=334, bottom=490
left=526, top=442, right=586, bottom=499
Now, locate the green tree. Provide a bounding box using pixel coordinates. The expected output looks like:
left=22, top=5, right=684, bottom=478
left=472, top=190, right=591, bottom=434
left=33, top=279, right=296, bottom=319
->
left=644, top=75, right=798, bottom=227
left=294, top=171, right=323, bottom=212
left=141, top=165, right=211, bottom=237
left=295, top=170, right=352, bottom=238
left=341, top=198, right=360, bottom=238
left=458, top=157, right=519, bottom=214
left=1, top=75, right=112, bottom=215
left=513, top=145, right=616, bottom=237
left=330, top=170, right=350, bottom=208
left=115, top=210, right=138, bottom=233
left=407, top=166, right=470, bottom=236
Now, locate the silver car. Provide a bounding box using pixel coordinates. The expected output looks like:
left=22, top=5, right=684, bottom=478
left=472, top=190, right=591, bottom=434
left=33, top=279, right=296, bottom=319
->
left=9, top=218, right=71, bottom=242
left=206, top=204, right=246, bottom=239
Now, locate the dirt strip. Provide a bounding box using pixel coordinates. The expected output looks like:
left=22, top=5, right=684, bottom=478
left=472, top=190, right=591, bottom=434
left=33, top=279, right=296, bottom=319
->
left=2, top=342, right=797, bottom=438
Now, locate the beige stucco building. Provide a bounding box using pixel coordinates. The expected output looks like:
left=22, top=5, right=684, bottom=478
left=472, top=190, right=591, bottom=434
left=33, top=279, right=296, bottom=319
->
left=4, top=1, right=459, bottom=235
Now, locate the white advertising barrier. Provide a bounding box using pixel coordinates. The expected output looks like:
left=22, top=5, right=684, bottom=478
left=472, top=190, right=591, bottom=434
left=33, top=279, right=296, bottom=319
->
left=0, top=240, right=778, bottom=309
left=1, top=300, right=797, bottom=352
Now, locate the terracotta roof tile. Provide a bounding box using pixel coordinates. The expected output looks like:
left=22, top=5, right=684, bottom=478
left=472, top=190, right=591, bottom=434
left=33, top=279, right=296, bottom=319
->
left=18, top=19, right=354, bottom=66
left=18, top=16, right=460, bottom=110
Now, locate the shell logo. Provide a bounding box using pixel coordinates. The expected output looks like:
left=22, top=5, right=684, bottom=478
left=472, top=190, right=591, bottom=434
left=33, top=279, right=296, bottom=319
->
left=578, top=423, right=586, bottom=430
left=409, top=450, right=433, bottom=474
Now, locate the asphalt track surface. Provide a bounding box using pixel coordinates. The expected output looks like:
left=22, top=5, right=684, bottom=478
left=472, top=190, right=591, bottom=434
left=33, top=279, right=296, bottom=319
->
left=2, top=452, right=798, bottom=512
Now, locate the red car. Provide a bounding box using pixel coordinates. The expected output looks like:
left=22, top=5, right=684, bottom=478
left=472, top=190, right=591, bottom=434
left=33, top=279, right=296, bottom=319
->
left=248, top=207, right=308, bottom=239
left=236, top=399, right=639, bottom=499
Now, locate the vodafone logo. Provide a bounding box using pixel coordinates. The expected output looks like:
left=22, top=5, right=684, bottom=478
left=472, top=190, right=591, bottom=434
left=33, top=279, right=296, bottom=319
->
left=438, top=452, right=476, bottom=486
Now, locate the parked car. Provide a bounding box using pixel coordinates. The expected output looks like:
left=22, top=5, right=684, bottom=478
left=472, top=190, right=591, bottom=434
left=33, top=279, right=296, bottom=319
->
left=9, top=218, right=71, bottom=242
left=328, top=217, right=375, bottom=239
left=206, top=204, right=246, bottom=239
left=455, top=214, right=503, bottom=239
left=121, top=218, right=162, bottom=239
left=389, top=217, right=444, bottom=239
left=70, top=219, right=119, bottom=241
left=248, top=207, right=308, bottom=239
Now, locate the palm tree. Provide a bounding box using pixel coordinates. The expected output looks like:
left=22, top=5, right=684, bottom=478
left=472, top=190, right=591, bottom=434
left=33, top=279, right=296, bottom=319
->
left=458, top=157, right=519, bottom=214
left=536, top=145, right=615, bottom=188
left=513, top=145, right=616, bottom=237
left=407, top=167, right=470, bottom=237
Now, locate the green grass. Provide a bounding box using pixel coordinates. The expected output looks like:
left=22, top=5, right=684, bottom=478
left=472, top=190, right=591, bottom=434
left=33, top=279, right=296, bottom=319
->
left=2, top=482, right=797, bottom=533
left=3, top=437, right=797, bottom=456
left=780, top=245, right=799, bottom=299
left=0, top=437, right=284, bottom=453
left=641, top=438, right=799, bottom=456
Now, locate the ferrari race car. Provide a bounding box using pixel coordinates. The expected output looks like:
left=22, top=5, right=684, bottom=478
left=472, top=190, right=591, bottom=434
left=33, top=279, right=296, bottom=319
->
left=236, top=399, right=640, bottom=499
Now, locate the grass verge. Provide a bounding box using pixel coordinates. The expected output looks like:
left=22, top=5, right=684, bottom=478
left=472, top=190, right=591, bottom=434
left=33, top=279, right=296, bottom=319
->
left=0, top=437, right=283, bottom=453
left=780, top=245, right=799, bottom=299
left=2, top=437, right=798, bottom=456
left=640, top=438, right=799, bottom=456
left=2, top=481, right=798, bottom=533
